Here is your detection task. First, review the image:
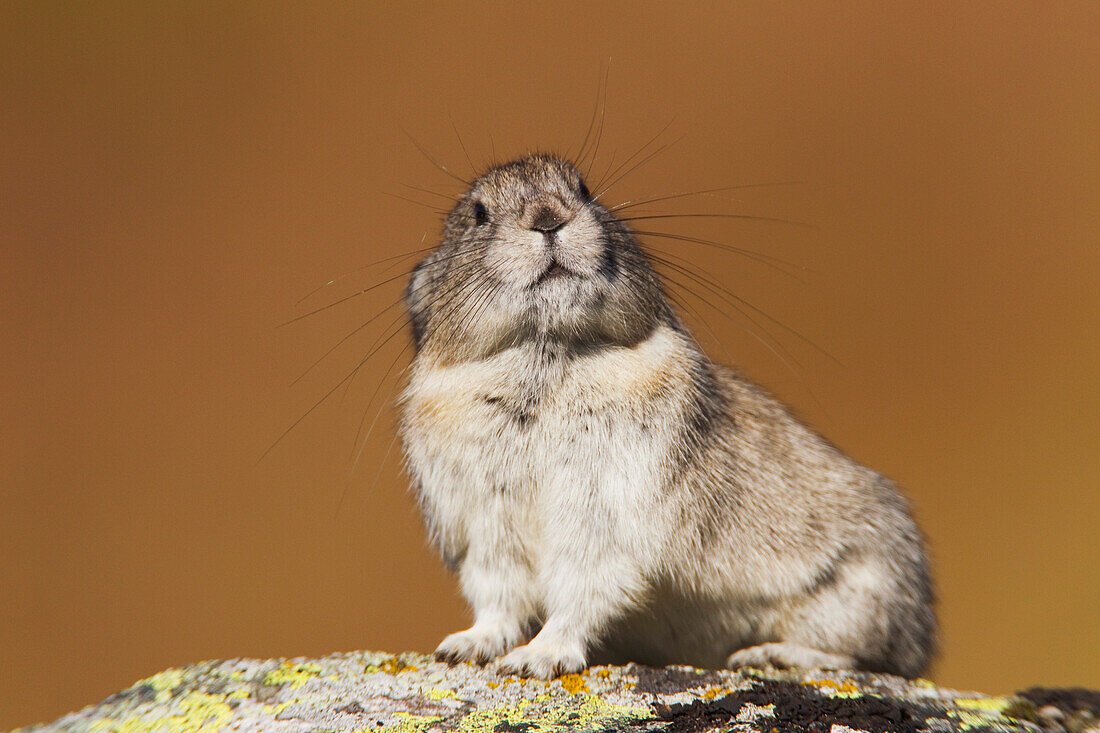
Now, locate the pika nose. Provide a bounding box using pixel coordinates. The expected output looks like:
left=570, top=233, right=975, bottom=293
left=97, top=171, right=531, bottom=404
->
left=528, top=206, right=570, bottom=235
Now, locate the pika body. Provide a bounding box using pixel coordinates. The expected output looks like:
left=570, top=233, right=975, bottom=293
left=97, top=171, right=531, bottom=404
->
left=399, top=154, right=936, bottom=680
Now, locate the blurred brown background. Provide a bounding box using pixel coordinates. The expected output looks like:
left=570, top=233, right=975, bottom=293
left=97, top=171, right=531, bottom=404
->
left=2, top=2, right=1098, bottom=728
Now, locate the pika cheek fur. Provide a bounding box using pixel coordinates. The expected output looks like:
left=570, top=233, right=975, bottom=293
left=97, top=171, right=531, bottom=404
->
left=398, top=155, right=936, bottom=680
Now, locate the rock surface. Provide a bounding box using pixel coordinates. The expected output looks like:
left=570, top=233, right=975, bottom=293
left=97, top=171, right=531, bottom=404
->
left=15, top=651, right=1100, bottom=733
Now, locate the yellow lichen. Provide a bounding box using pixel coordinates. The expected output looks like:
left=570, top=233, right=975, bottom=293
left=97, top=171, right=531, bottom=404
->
left=454, top=692, right=648, bottom=733
left=263, top=662, right=323, bottom=690
left=261, top=701, right=293, bottom=716
left=949, top=709, right=998, bottom=731
left=947, top=699, right=1014, bottom=732
left=805, top=677, right=861, bottom=698
left=455, top=703, right=533, bottom=733
left=386, top=712, right=445, bottom=732
left=701, top=685, right=729, bottom=700
left=367, top=656, right=418, bottom=675
left=424, top=688, right=457, bottom=701
left=558, top=673, right=588, bottom=694
left=140, top=669, right=184, bottom=692
left=89, top=691, right=233, bottom=733
left=956, top=696, right=1009, bottom=712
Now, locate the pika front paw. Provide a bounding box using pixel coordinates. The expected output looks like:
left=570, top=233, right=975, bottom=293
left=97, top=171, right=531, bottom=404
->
left=495, top=640, right=586, bottom=680
left=434, top=626, right=518, bottom=666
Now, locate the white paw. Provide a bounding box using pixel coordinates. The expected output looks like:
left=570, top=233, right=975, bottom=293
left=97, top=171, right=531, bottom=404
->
left=726, top=642, right=855, bottom=671
left=495, top=640, right=586, bottom=680
left=434, top=626, right=518, bottom=666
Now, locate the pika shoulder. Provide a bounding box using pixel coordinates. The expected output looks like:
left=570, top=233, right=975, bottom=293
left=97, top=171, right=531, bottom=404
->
left=399, top=155, right=936, bottom=679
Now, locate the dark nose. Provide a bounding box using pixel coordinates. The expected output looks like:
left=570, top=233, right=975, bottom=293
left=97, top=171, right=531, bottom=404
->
left=529, top=206, right=569, bottom=234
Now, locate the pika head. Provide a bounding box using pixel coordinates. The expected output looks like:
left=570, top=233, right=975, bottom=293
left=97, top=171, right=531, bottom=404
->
left=405, top=155, right=671, bottom=361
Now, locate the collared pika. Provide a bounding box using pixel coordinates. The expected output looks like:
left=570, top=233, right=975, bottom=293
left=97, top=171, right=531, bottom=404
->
left=399, top=154, right=936, bottom=679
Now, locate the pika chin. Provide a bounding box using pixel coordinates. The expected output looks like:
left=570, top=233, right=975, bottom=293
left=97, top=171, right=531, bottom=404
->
left=398, top=154, right=936, bottom=680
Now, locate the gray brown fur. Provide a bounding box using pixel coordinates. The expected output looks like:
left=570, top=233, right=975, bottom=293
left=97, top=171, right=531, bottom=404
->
left=399, top=155, right=936, bottom=680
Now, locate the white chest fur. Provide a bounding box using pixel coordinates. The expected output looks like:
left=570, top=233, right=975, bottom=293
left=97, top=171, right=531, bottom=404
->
left=400, top=326, right=693, bottom=586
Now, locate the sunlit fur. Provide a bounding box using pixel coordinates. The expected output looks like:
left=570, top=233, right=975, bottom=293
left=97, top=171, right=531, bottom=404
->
left=399, top=155, right=936, bottom=680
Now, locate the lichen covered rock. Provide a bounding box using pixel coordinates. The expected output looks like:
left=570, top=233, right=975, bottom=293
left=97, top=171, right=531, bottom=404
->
left=15, top=651, right=1100, bottom=732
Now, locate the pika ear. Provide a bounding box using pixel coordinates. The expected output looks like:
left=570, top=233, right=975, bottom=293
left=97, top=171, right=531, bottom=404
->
left=405, top=262, right=429, bottom=350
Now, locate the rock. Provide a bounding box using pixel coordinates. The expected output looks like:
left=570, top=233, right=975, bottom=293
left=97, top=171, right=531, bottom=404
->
left=14, top=651, right=1100, bottom=732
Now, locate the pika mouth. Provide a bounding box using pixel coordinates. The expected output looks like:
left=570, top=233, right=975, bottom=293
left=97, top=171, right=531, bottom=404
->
left=534, top=260, right=577, bottom=286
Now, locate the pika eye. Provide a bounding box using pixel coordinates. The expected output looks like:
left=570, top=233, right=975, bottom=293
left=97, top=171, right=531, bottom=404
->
left=578, top=181, right=591, bottom=201
left=473, top=201, right=489, bottom=226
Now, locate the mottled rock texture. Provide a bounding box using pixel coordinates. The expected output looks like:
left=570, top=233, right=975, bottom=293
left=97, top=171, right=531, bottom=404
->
left=15, top=651, right=1100, bottom=733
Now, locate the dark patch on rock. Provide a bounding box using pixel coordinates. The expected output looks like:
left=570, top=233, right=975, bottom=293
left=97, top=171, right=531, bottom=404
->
left=251, top=681, right=283, bottom=704
left=335, top=701, right=366, bottom=715
left=200, top=677, right=231, bottom=696
left=651, top=678, right=934, bottom=733
left=493, top=722, right=536, bottom=733
left=999, top=699, right=1039, bottom=725
left=629, top=664, right=723, bottom=696
left=1018, top=686, right=1100, bottom=715
left=102, top=683, right=157, bottom=706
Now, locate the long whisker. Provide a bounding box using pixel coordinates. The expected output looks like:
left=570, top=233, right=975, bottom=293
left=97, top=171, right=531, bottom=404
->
left=403, top=129, right=469, bottom=186
left=635, top=230, right=808, bottom=281
left=593, top=118, right=675, bottom=197
left=583, top=66, right=610, bottom=175
left=648, top=257, right=804, bottom=376
left=619, top=212, right=815, bottom=228
left=654, top=260, right=833, bottom=418
left=595, top=149, right=619, bottom=195
left=334, top=256, right=511, bottom=480
left=258, top=310, right=411, bottom=464
left=349, top=337, right=413, bottom=475
left=593, top=137, right=683, bottom=201
left=575, top=66, right=607, bottom=172
left=451, top=117, right=477, bottom=179
left=383, top=191, right=449, bottom=215
left=289, top=299, right=407, bottom=386
left=282, top=244, right=492, bottom=327
left=430, top=267, right=495, bottom=347
left=295, top=240, right=429, bottom=306
left=401, top=183, right=457, bottom=202
left=338, top=308, right=413, bottom=401
left=280, top=270, right=413, bottom=327
left=663, top=288, right=734, bottom=367
left=609, top=181, right=803, bottom=212
left=339, top=415, right=403, bottom=517
left=647, top=250, right=839, bottom=367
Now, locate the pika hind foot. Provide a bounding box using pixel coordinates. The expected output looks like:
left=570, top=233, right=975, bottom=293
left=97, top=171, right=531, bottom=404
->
left=726, top=642, right=857, bottom=671
left=434, top=624, right=522, bottom=666
left=495, top=639, right=586, bottom=680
